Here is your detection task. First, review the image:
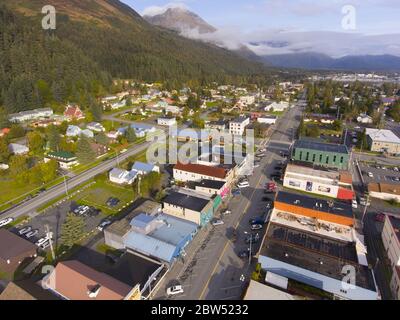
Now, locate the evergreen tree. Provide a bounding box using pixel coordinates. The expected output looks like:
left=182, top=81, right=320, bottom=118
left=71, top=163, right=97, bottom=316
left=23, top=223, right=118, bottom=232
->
left=95, top=132, right=109, bottom=146
left=47, top=126, right=61, bottom=151
left=27, top=131, right=45, bottom=154
left=76, top=136, right=97, bottom=164
left=125, top=126, right=137, bottom=143
left=0, top=138, right=10, bottom=163
left=61, top=213, right=86, bottom=248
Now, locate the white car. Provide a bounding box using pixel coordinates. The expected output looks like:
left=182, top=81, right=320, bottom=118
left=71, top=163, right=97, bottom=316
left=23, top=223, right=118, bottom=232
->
left=368, top=172, right=374, bottom=178
left=222, top=210, right=232, bottom=216
left=97, top=220, right=112, bottom=231
left=166, top=285, right=184, bottom=296
left=237, top=181, right=250, bottom=188
left=212, top=219, right=224, bottom=226
left=39, top=240, right=51, bottom=250
left=0, top=217, right=14, bottom=228
left=352, top=199, right=358, bottom=209
left=36, top=237, right=51, bottom=246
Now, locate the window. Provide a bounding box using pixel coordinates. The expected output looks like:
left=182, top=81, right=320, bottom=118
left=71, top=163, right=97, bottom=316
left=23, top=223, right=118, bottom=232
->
left=333, top=156, right=337, bottom=162
left=299, top=151, right=303, bottom=160
left=326, top=156, right=329, bottom=164
left=319, top=154, right=323, bottom=162
left=312, top=154, right=316, bottom=162
left=306, top=152, right=310, bottom=161
left=340, top=156, right=344, bottom=163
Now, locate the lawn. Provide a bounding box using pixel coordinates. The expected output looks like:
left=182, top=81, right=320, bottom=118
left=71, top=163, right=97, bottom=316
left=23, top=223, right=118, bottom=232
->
left=73, top=176, right=135, bottom=216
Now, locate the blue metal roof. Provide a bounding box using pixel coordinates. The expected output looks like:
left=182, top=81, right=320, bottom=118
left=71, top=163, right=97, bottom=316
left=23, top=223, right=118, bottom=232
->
left=130, top=214, right=157, bottom=229
left=132, top=161, right=156, bottom=174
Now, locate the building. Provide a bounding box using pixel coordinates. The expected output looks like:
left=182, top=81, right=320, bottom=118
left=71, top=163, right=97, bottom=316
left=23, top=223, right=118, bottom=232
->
left=9, top=108, right=53, bottom=123
left=357, top=114, right=373, bottom=124
left=87, top=122, right=105, bottom=132
left=45, top=151, right=78, bottom=169
left=365, top=129, right=400, bottom=155
left=104, top=201, right=161, bottom=250
left=0, top=281, right=58, bottom=301
left=291, top=139, right=350, bottom=170
left=66, top=125, right=81, bottom=137
left=368, top=183, right=400, bottom=202
left=194, top=179, right=229, bottom=197
left=118, top=123, right=156, bottom=139
left=0, top=229, right=37, bottom=273
left=173, top=128, right=211, bottom=143
left=173, top=162, right=233, bottom=184
left=89, top=143, right=109, bottom=157
left=205, top=120, right=226, bottom=131
left=123, top=214, right=198, bottom=264
left=244, top=280, right=299, bottom=300
left=283, top=164, right=354, bottom=200
left=162, top=191, right=215, bottom=226
left=257, top=116, right=277, bottom=124
left=264, top=101, right=290, bottom=112
left=131, top=162, right=160, bottom=175
left=381, top=215, right=400, bottom=299
left=157, top=117, right=176, bottom=126
left=64, top=105, right=84, bottom=120
left=238, top=95, right=256, bottom=107
left=80, top=129, right=94, bottom=139
left=304, top=114, right=336, bottom=124
left=109, top=168, right=138, bottom=185
left=229, top=117, right=250, bottom=136
left=41, top=260, right=137, bottom=300
left=8, top=143, right=29, bottom=155
left=0, top=128, right=10, bottom=137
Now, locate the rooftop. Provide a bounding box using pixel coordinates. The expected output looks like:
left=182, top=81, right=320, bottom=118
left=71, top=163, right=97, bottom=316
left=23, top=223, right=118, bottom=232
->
left=174, top=162, right=228, bottom=180
left=163, top=191, right=211, bottom=212
left=230, top=116, right=250, bottom=124
left=47, top=151, right=77, bottom=161
left=388, top=215, right=400, bottom=243
left=196, top=179, right=226, bottom=190
left=244, top=280, right=298, bottom=300
left=0, top=229, right=36, bottom=261
left=293, top=139, right=349, bottom=155
left=365, top=129, right=400, bottom=144
left=368, top=183, right=400, bottom=196
left=260, top=223, right=376, bottom=291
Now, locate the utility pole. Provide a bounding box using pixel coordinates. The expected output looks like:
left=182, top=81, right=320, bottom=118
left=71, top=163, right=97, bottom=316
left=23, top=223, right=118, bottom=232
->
left=138, top=175, right=142, bottom=195
left=45, top=224, right=56, bottom=261
left=62, top=174, right=69, bottom=196
left=361, top=195, right=370, bottom=224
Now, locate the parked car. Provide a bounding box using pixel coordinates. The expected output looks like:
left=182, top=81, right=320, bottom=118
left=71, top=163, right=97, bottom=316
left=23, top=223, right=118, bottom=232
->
left=265, top=201, right=274, bottom=209
left=35, top=236, right=51, bottom=246
left=237, top=250, right=250, bottom=259
left=352, top=199, right=358, bottom=209
left=251, top=224, right=263, bottom=231
left=19, top=226, right=32, bottom=235
left=222, top=210, right=232, bottom=216
left=212, top=219, right=224, bottom=226
left=25, top=230, right=39, bottom=239
left=232, top=189, right=241, bottom=196
left=166, top=285, right=184, bottom=296
left=39, top=240, right=51, bottom=250
left=0, top=217, right=14, bottom=228
left=97, top=220, right=112, bottom=231
left=106, top=197, right=120, bottom=208
left=237, top=181, right=250, bottom=188
left=368, top=172, right=374, bottom=178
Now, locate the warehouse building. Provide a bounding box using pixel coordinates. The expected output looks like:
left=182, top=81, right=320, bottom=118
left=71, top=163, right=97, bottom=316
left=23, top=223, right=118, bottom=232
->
left=365, top=129, right=400, bottom=155
left=283, top=163, right=354, bottom=200
left=291, top=139, right=350, bottom=170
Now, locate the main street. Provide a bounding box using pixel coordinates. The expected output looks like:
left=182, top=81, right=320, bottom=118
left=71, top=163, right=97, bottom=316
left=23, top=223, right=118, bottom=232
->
left=153, top=105, right=302, bottom=300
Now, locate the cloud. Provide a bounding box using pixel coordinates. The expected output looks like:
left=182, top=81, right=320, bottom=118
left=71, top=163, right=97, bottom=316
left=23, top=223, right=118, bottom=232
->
left=141, top=2, right=188, bottom=17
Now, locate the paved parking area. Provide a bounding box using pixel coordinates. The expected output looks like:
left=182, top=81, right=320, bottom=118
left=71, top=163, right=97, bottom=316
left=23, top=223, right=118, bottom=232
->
left=360, top=163, right=400, bottom=184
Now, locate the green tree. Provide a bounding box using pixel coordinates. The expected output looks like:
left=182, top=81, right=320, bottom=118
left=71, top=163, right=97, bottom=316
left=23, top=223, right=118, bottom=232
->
left=8, top=125, right=25, bottom=139
left=306, top=125, right=320, bottom=138
left=95, top=132, right=109, bottom=145
left=0, top=138, right=10, bottom=163
left=298, top=118, right=306, bottom=137
left=386, top=102, right=400, bottom=122
left=125, top=126, right=137, bottom=143
left=27, top=131, right=45, bottom=154
left=40, top=160, right=58, bottom=183
left=76, top=136, right=96, bottom=164
left=47, top=126, right=61, bottom=151
left=61, top=213, right=86, bottom=248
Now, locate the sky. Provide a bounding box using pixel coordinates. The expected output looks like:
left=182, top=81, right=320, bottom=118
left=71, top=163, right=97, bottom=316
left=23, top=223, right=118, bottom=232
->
left=123, top=0, right=400, bottom=57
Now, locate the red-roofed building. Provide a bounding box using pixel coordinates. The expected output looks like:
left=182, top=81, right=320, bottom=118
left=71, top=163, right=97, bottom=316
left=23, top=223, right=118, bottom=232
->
left=64, top=105, right=85, bottom=121
left=173, top=162, right=235, bottom=184
left=41, top=260, right=140, bottom=300
left=0, top=128, right=10, bottom=138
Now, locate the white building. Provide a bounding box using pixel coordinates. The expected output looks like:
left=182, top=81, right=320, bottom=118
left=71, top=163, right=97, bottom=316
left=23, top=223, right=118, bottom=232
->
left=238, top=95, right=256, bottom=107
left=157, top=117, right=176, bottom=126
left=66, top=125, right=81, bottom=137
left=257, top=116, right=277, bottom=124
left=264, top=101, right=290, bottom=112
left=357, top=114, right=373, bottom=124
left=109, top=168, right=138, bottom=185
left=9, top=108, right=53, bottom=123
left=87, top=122, right=105, bottom=132
left=131, top=162, right=160, bottom=175
left=8, top=143, right=29, bottom=155
left=229, top=117, right=250, bottom=136
left=365, top=129, right=400, bottom=155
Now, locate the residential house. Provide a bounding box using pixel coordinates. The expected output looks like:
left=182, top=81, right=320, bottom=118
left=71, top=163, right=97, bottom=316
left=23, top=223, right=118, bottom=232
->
left=304, top=114, right=336, bottom=124
left=64, top=105, right=84, bottom=121
left=66, top=125, right=81, bottom=137
left=8, top=143, right=29, bottom=155
left=87, top=122, right=105, bottom=132
left=45, top=151, right=78, bottom=169
left=357, top=114, right=373, bottom=124
left=257, top=116, right=277, bottom=125
left=80, top=129, right=94, bottom=139
left=131, top=162, right=160, bottom=175
left=41, top=260, right=137, bottom=300
left=9, top=108, right=53, bottom=123
left=157, top=117, right=176, bottom=126
left=0, top=229, right=37, bottom=273
left=205, top=120, right=226, bottom=131
left=264, top=102, right=290, bottom=112
left=90, top=143, right=109, bottom=157
left=109, top=168, right=138, bottom=185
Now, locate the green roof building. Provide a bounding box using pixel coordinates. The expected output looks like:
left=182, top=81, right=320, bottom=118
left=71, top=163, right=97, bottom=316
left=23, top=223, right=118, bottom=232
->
left=291, top=139, right=350, bottom=170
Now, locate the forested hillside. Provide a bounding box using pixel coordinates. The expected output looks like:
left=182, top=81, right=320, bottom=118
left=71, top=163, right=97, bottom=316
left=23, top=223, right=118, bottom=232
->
left=0, top=0, right=267, bottom=113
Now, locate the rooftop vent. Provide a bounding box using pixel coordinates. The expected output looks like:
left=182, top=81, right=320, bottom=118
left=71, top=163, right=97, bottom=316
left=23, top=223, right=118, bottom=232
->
left=88, top=284, right=101, bottom=299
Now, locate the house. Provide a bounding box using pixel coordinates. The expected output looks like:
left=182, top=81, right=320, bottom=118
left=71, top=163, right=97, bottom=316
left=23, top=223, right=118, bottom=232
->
left=66, top=125, right=81, bottom=137
left=123, top=213, right=198, bottom=265
left=90, top=143, right=109, bottom=157
left=264, top=101, right=290, bottom=112
left=365, top=129, right=400, bottom=155
left=0, top=128, right=10, bottom=137
left=8, top=108, right=53, bottom=123
left=229, top=117, right=250, bottom=136
left=368, top=183, right=400, bottom=203
left=0, top=280, right=58, bottom=300
left=131, top=162, right=160, bottom=175
left=0, top=229, right=37, bottom=273
left=41, top=260, right=137, bottom=300
left=80, top=129, right=94, bottom=139
left=105, top=201, right=162, bottom=249
left=303, top=114, right=336, bottom=124
left=173, top=162, right=232, bottom=184
left=109, top=168, right=138, bottom=185
left=45, top=151, right=78, bottom=169
left=165, top=105, right=182, bottom=115
left=381, top=215, right=400, bottom=299
left=283, top=163, right=354, bottom=200
left=107, top=131, right=120, bottom=140
left=87, top=122, right=105, bottom=132
left=163, top=191, right=216, bottom=226
left=357, top=114, right=373, bottom=124
left=118, top=123, right=156, bottom=138
left=291, top=139, right=350, bottom=170
left=257, top=116, right=277, bottom=125
left=111, top=100, right=127, bottom=110
left=205, top=120, right=226, bottom=131
left=8, top=143, right=29, bottom=155
left=157, top=117, right=176, bottom=126
left=64, top=105, right=84, bottom=121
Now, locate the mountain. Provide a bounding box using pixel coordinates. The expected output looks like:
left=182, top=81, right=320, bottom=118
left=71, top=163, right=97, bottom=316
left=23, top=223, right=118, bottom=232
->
left=144, top=7, right=216, bottom=34
left=0, top=0, right=266, bottom=113
left=262, top=52, right=400, bottom=71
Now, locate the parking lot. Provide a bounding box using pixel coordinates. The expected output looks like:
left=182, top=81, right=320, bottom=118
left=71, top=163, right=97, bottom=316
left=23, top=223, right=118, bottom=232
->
left=360, top=163, right=400, bottom=184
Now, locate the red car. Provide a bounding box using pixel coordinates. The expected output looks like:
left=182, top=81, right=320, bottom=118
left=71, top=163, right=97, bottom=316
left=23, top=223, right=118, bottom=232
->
left=375, top=213, right=386, bottom=222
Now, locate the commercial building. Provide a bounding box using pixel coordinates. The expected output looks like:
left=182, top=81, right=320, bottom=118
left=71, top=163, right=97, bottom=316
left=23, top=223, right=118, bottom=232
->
left=45, top=151, right=78, bottom=169
left=368, top=183, right=400, bottom=202
left=264, top=101, right=290, bottom=112
left=229, top=117, right=250, bottom=136
left=109, top=168, right=138, bottom=185
left=291, top=139, right=350, bottom=170
left=257, top=116, right=277, bottom=125
left=124, top=213, right=198, bottom=265
left=0, top=229, right=37, bottom=273
left=9, top=108, right=54, bottom=123
left=194, top=179, right=229, bottom=197
left=105, top=201, right=162, bottom=250
left=162, top=190, right=217, bottom=226
left=365, top=129, right=400, bottom=155
left=244, top=280, right=299, bottom=300
left=41, top=260, right=138, bottom=300
left=173, top=162, right=234, bottom=184
left=283, top=164, right=354, bottom=200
